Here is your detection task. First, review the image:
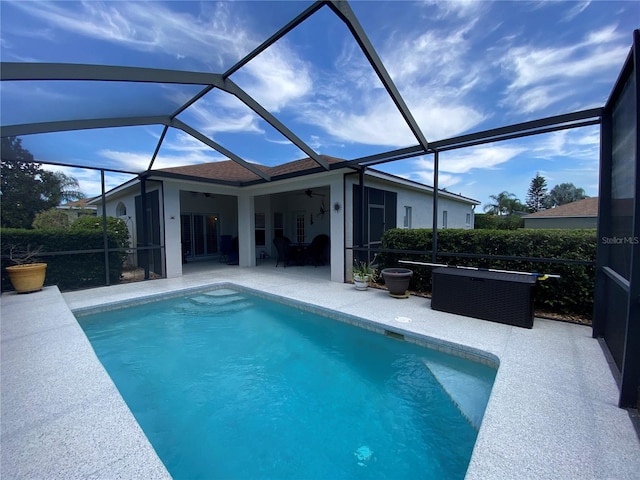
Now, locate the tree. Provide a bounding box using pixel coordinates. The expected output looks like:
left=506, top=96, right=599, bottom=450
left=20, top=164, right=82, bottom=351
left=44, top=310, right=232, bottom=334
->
left=483, top=191, right=525, bottom=216
left=544, top=183, right=588, bottom=208
left=525, top=172, right=548, bottom=213
left=1, top=137, right=84, bottom=228
left=54, top=171, right=85, bottom=204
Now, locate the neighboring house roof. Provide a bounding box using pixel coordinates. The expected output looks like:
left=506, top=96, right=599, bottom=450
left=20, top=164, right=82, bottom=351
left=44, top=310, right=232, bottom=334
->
left=522, top=197, right=598, bottom=218
left=58, top=198, right=98, bottom=209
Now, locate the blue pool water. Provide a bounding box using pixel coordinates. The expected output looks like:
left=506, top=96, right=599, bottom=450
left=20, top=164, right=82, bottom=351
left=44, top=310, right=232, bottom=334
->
left=78, top=288, right=496, bottom=479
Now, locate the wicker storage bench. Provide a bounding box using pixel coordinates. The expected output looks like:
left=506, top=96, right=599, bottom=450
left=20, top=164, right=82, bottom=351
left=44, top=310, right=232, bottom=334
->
left=431, top=267, right=537, bottom=328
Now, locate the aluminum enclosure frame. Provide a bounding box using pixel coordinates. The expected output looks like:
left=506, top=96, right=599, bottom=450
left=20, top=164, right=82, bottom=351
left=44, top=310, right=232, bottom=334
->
left=2, top=4, right=637, bottom=415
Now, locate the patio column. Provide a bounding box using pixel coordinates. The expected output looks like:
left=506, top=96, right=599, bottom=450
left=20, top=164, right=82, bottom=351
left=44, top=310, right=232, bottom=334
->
left=163, top=185, right=182, bottom=278
left=237, top=194, right=256, bottom=267
left=329, top=177, right=345, bottom=282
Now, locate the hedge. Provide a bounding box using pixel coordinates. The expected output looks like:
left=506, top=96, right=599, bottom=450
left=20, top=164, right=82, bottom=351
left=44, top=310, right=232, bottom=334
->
left=474, top=213, right=524, bottom=230
left=376, top=228, right=597, bottom=316
left=1, top=228, right=128, bottom=292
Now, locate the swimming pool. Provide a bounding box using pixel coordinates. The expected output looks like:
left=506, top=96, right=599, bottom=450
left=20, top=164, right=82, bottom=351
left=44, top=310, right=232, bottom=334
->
left=77, top=287, right=496, bottom=479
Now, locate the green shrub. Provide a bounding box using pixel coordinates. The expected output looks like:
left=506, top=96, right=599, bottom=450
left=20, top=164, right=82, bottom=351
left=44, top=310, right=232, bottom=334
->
left=70, top=216, right=129, bottom=245
left=1, top=222, right=130, bottom=291
left=32, top=209, right=71, bottom=230
left=378, top=228, right=596, bottom=316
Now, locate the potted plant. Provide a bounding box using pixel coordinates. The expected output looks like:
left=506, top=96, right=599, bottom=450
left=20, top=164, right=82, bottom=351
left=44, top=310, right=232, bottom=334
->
left=381, top=267, right=413, bottom=298
left=353, top=256, right=378, bottom=290
left=4, top=244, right=47, bottom=294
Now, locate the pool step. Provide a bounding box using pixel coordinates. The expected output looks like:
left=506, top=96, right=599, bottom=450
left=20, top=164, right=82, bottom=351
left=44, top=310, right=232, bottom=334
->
left=422, top=359, right=493, bottom=430
left=192, top=292, right=245, bottom=307
left=173, top=289, right=253, bottom=316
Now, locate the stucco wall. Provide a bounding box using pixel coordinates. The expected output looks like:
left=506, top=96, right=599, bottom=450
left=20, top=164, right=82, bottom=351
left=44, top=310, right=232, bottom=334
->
left=344, top=175, right=476, bottom=249
left=100, top=185, right=162, bottom=269
left=344, top=174, right=476, bottom=278
left=101, top=171, right=473, bottom=283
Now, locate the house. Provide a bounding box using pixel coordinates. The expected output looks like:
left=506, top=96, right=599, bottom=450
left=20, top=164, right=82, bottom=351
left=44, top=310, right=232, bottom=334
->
left=57, top=198, right=97, bottom=223
left=94, top=156, right=479, bottom=283
left=522, top=197, right=598, bottom=229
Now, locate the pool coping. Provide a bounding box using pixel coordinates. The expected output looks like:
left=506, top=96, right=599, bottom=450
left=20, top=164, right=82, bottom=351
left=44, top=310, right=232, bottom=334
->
left=2, top=266, right=640, bottom=479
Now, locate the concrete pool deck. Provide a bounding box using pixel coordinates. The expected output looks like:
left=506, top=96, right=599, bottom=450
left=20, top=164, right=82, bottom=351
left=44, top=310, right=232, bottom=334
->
left=2, top=261, right=639, bottom=479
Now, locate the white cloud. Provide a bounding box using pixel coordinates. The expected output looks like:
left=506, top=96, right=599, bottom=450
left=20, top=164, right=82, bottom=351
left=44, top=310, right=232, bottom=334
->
left=421, top=0, right=486, bottom=20
left=563, top=1, right=592, bottom=22
left=410, top=169, right=462, bottom=190
left=96, top=130, right=227, bottom=171
left=184, top=99, right=264, bottom=136
left=42, top=165, right=136, bottom=196
left=530, top=126, right=600, bottom=161
left=500, top=24, right=629, bottom=113
left=506, top=84, right=569, bottom=114
left=412, top=144, right=526, bottom=174
left=292, top=15, right=488, bottom=148
left=239, top=46, right=313, bottom=112
left=10, top=0, right=250, bottom=68
left=96, top=150, right=158, bottom=171
left=10, top=0, right=313, bottom=137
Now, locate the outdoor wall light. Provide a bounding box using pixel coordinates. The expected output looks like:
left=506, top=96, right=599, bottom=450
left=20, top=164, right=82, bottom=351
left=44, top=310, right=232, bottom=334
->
left=333, top=202, right=341, bottom=212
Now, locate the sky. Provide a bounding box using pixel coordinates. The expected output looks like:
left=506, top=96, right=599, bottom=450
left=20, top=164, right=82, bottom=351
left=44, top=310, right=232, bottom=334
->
left=1, top=0, right=638, bottom=209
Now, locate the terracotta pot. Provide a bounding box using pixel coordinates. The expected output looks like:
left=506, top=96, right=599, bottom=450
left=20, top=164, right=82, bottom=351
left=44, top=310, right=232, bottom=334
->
left=6, top=263, right=47, bottom=293
left=381, top=268, right=413, bottom=298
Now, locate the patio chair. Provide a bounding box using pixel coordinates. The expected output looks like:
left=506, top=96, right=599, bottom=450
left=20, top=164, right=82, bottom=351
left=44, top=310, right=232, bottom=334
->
left=273, top=236, right=291, bottom=268
left=309, top=234, right=329, bottom=266
left=227, top=237, right=239, bottom=265
left=219, top=235, right=232, bottom=263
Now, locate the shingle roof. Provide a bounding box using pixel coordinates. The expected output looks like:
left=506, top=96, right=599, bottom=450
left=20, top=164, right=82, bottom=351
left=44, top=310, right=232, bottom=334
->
left=153, top=154, right=479, bottom=204
left=157, top=155, right=345, bottom=183
left=60, top=198, right=98, bottom=208
left=522, top=197, right=598, bottom=218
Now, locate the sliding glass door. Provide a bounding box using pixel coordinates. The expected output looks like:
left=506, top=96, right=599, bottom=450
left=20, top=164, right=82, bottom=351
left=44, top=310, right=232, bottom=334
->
left=181, top=213, right=219, bottom=259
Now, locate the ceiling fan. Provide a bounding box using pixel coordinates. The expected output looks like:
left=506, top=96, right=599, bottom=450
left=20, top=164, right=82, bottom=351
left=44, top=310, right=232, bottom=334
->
left=301, top=188, right=325, bottom=198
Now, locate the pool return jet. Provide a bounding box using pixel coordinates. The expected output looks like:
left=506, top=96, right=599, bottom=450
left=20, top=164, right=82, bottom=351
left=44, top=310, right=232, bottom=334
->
left=398, top=260, right=561, bottom=281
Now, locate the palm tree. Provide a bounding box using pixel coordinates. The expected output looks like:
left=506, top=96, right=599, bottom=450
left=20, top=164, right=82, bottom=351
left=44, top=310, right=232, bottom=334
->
left=483, top=191, right=520, bottom=215
left=54, top=171, right=85, bottom=203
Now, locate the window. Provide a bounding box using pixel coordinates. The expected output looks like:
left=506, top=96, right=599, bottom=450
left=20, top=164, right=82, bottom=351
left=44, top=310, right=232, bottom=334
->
left=442, top=210, right=448, bottom=228
left=466, top=213, right=471, bottom=226
left=255, top=213, right=266, bottom=247
left=403, top=206, right=412, bottom=228
left=295, top=212, right=305, bottom=243
left=116, top=202, right=127, bottom=216
left=274, top=212, right=284, bottom=238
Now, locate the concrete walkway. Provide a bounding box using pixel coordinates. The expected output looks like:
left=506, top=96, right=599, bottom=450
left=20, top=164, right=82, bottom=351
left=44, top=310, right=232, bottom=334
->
left=2, top=262, right=639, bottom=479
